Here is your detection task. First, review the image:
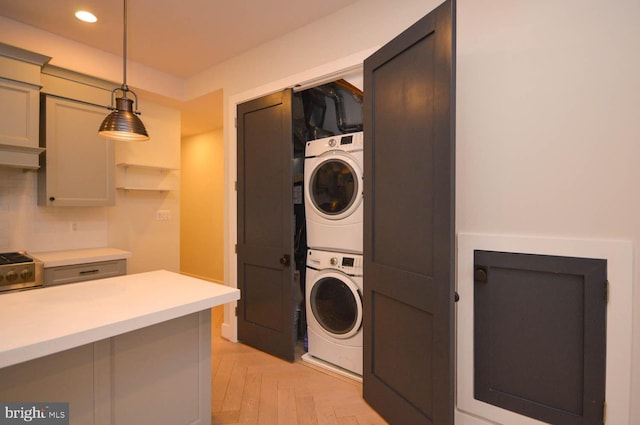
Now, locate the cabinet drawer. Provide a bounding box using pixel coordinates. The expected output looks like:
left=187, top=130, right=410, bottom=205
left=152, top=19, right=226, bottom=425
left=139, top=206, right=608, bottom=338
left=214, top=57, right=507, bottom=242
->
left=44, top=259, right=126, bottom=286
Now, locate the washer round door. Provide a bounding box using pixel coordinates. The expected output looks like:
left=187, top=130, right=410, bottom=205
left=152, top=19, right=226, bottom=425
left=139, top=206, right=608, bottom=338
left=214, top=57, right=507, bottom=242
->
left=306, top=152, right=363, bottom=220
left=309, top=271, right=362, bottom=339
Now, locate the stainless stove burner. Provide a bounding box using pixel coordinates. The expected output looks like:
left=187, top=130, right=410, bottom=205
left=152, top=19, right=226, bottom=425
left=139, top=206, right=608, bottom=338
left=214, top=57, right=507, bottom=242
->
left=0, top=251, right=43, bottom=293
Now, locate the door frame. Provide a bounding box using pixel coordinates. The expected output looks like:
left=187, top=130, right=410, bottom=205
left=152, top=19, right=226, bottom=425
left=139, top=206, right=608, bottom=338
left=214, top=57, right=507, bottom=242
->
left=223, top=48, right=377, bottom=341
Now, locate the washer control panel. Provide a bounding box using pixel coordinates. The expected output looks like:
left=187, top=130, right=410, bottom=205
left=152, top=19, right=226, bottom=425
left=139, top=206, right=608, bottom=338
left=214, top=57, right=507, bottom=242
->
left=304, top=131, right=363, bottom=157
left=307, top=249, right=363, bottom=275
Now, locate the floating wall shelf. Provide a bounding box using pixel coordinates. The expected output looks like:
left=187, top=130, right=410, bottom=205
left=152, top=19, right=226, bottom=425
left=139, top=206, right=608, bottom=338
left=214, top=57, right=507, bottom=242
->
left=116, top=187, right=171, bottom=192
left=115, top=163, right=178, bottom=193
left=116, top=163, right=177, bottom=173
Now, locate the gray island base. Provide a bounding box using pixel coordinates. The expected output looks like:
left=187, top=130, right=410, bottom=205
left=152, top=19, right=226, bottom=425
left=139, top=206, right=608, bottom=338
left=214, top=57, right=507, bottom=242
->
left=0, top=270, right=240, bottom=425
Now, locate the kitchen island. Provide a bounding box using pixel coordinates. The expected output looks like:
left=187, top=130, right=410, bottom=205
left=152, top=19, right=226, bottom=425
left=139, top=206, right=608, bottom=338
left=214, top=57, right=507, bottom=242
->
left=0, top=270, right=240, bottom=425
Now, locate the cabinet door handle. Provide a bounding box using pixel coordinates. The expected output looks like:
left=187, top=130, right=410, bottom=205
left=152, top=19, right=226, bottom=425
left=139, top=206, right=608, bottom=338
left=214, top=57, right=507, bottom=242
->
left=474, top=267, right=488, bottom=283
left=79, top=269, right=100, bottom=275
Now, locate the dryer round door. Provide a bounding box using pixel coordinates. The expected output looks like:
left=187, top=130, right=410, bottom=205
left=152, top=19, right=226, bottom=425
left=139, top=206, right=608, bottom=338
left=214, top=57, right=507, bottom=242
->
left=309, top=271, right=362, bottom=339
left=306, top=152, right=363, bottom=220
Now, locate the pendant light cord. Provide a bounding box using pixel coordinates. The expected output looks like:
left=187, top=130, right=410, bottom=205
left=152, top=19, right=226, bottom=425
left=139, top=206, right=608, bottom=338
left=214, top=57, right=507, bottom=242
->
left=122, top=0, right=128, bottom=95
left=98, top=0, right=149, bottom=140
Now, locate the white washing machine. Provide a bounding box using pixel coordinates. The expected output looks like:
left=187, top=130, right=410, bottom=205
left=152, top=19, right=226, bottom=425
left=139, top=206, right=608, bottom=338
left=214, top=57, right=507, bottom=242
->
left=305, top=248, right=363, bottom=376
left=304, top=132, right=363, bottom=254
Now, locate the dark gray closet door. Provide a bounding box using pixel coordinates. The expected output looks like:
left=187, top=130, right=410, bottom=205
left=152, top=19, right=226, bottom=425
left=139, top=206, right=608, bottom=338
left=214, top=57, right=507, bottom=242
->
left=237, top=89, right=297, bottom=361
left=362, top=1, right=456, bottom=424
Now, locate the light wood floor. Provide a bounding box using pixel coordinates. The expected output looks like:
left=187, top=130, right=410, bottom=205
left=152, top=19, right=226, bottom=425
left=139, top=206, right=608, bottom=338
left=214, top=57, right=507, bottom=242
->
left=211, top=308, right=388, bottom=425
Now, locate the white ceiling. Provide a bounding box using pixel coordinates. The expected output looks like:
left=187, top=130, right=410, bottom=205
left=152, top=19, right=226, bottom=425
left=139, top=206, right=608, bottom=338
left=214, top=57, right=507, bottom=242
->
left=0, top=0, right=360, bottom=135
left=0, top=0, right=359, bottom=78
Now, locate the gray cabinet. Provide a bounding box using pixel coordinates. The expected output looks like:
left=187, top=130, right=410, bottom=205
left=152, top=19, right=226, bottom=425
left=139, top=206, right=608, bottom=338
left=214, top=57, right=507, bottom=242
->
left=43, top=259, right=127, bottom=286
left=0, top=79, right=40, bottom=149
left=0, top=43, right=50, bottom=169
left=38, top=96, right=115, bottom=206
left=0, top=312, right=212, bottom=425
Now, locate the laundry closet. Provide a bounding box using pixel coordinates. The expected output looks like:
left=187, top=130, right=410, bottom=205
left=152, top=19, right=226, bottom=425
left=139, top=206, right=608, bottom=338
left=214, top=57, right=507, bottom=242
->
left=237, top=76, right=366, bottom=378
left=236, top=3, right=456, bottom=424
left=292, top=79, right=365, bottom=378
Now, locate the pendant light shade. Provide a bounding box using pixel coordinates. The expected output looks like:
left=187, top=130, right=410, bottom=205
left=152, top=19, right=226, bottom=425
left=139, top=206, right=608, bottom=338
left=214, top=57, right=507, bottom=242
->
left=99, top=94, right=149, bottom=141
left=98, top=0, right=149, bottom=142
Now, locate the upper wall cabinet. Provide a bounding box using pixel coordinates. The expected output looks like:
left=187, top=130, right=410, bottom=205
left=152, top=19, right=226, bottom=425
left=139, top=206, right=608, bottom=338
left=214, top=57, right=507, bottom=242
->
left=38, top=96, right=115, bottom=207
left=37, top=66, right=117, bottom=207
left=0, top=43, right=51, bottom=169
left=0, top=79, right=39, bottom=148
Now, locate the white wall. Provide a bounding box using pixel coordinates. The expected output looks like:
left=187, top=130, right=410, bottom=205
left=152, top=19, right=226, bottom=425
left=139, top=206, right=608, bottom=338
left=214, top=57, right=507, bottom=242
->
left=187, top=0, right=640, bottom=422
left=180, top=129, right=225, bottom=283
left=0, top=168, right=109, bottom=252
left=457, top=0, right=640, bottom=238
left=108, top=101, right=181, bottom=274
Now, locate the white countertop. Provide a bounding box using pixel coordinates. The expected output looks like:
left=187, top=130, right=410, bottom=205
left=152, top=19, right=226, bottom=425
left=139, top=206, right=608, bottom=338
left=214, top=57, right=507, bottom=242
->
left=30, top=248, right=132, bottom=268
left=0, top=270, right=240, bottom=369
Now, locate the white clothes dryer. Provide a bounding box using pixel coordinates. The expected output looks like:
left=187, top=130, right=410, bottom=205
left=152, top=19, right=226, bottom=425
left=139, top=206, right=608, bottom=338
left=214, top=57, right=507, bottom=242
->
left=305, top=249, right=363, bottom=375
left=304, top=132, right=363, bottom=254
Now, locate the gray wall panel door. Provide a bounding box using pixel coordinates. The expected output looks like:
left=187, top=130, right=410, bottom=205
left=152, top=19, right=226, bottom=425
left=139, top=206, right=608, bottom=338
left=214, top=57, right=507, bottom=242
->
left=474, top=251, right=607, bottom=425
left=237, top=89, right=297, bottom=361
left=363, top=1, right=455, bottom=424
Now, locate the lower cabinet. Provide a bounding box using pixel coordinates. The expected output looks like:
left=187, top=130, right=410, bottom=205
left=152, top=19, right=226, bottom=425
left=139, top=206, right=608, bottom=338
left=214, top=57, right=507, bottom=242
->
left=43, top=259, right=127, bottom=286
left=38, top=95, right=115, bottom=207
left=0, top=312, right=212, bottom=425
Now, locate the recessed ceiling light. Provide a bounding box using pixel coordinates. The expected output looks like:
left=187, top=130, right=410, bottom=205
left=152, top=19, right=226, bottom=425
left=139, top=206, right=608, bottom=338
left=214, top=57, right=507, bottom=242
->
left=75, top=11, right=97, bottom=23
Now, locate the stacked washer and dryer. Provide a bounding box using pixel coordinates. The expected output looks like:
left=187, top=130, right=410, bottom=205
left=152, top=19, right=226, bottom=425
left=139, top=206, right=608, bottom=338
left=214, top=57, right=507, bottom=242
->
left=303, top=131, right=364, bottom=377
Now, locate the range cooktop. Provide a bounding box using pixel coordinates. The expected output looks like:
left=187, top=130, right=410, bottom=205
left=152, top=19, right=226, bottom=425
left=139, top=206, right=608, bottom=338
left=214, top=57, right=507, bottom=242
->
left=0, top=251, right=43, bottom=293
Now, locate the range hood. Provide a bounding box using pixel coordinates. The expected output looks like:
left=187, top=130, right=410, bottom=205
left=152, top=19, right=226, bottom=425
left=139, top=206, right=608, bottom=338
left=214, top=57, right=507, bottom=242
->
left=0, top=144, right=45, bottom=170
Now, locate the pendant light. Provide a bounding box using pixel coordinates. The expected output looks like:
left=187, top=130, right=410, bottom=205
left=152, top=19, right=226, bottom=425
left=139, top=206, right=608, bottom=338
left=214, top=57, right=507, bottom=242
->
left=98, top=0, right=149, bottom=141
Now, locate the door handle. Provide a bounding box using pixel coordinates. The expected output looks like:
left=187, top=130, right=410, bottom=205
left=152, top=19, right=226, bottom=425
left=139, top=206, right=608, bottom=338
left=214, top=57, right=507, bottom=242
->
left=280, top=254, right=291, bottom=267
